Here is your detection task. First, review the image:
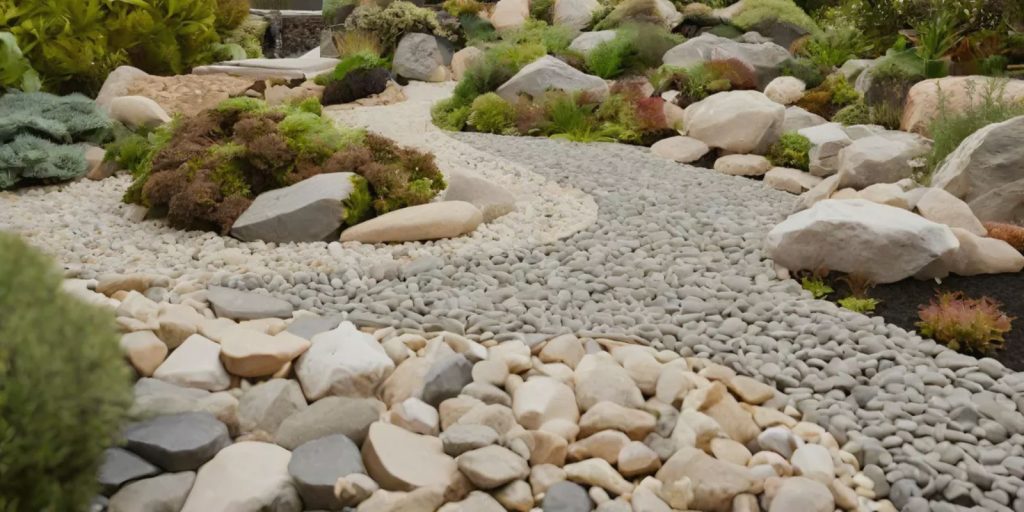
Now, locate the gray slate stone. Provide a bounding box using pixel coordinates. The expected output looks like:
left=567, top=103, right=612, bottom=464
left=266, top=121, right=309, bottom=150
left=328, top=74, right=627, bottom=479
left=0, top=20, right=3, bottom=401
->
left=421, top=353, right=473, bottom=407
left=207, top=286, right=293, bottom=320
left=285, top=315, right=343, bottom=340
left=108, top=472, right=196, bottom=512
left=542, top=481, right=594, bottom=512
left=122, top=412, right=231, bottom=471
left=443, top=173, right=516, bottom=222
left=836, top=132, right=931, bottom=189
left=238, top=378, right=308, bottom=436
left=392, top=33, right=453, bottom=81
left=97, top=448, right=161, bottom=496
left=231, top=173, right=362, bottom=243
left=287, top=434, right=366, bottom=510
left=275, top=396, right=381, bottom=449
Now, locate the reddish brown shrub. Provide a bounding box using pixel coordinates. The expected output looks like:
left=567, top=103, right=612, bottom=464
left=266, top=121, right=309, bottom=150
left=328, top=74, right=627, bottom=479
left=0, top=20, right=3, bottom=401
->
left=706, top=58, right=759, bottom=90
left=917, top=291, right=1014, bottom=354
left=983, top=222, right=1024, bottom=252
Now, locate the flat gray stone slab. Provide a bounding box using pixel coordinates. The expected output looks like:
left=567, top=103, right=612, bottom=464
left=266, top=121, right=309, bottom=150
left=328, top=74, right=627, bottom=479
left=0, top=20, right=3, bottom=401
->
left=288, top=434, right=366, bottom=509
left=108, top=471, right=196, bottom=512
left=123, top=412, right=231, bottom=472
left=207, top=286, right=294, bottom=320
left=231, top=172, right=359, bottom=243
left=285, top=315, right=343, bottom=340
left=275, top=396, right=380, bottom=449
left=193, top=57, right=338, bottom=80
left=97, top=448, right=161, bottom=496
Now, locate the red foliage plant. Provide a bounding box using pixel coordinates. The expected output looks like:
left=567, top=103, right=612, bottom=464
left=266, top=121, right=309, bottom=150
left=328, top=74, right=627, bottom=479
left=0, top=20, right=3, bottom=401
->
left=917, top=291, right=1014, bottom=354
left=983, top=222, right=1024, bottom=253
left=633, top=97, right=668, bottom=131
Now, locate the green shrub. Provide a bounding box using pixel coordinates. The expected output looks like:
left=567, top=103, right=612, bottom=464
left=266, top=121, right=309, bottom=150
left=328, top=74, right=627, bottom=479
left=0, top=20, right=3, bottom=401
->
left=917, top=291, right=1013, bottom=354
left=432, top=98, right=472, bottom=131
left=838, top=296, right=880, bottom=313
left=0, top=32, right=40, bottom=92
left=443, top=0, right=484, bottom=17
left=831, top=99, right=870, bottom=125
left=530, top=0, right=556, bottom=21
left=595, top=0, right=681, bottom=30
left=0, top=232, right=132, bottom=511
left=586, top=37, right=632, bottom=78
left=344, top=1, right=454, bottom=52
left=468, top=92, right=517, bottom=134
left=795, top=73, right=860, bottom=118
left=222, top=15, right=268, bottom=58
left=461, top=14, right=499, bottom=44
left=502, top=19, right=575, bottom=54
left=331, top=30, right=384, bottom=59
left=832, top=0, right=1010, bottom=50
left=767, top=133, right=811, bottom=170
left=215, top=0, right=250, bottom=32
left=925, top=80, right=1024, bottom=179
left=124, top=98, right=444, bottom=231
left=801, top=276, right=833, bottom=298
left=314, top=52, right=389, bottom=86
left=799, top=27, right=873, bottom=70
left=732, top=0, right=820, bottom=35
left=779, top=58, right=825, bottom=88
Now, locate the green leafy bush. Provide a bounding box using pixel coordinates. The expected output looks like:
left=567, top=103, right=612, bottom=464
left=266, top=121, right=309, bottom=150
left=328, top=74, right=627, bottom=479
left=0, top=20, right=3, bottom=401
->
left=796, top=73, right=860, bottom=118
left=917, top=291, right=1013, bottom=354
left=801, top=276, right=833, bottom=298
left=314, top=52, right=389, bottom=86
left=222, top=15, right=268, bottom=58
left=530, top=0, right=556, bottom=21
left=767, top=133, right=811, bottom=170
left=831, top=99, right=871, bottom=125
left=501, top=20, right=575, bottom=55
left=0, top=232, right=131, bottom=511
left=443, top=0, right=485, bottom=17
left=779, top=57, right=825, bottom=88
left=123, top=98, right=444, bottom=232
left=586, top=23, right=683, bottom=79
left=344, top=1, right=454, bottom=52
left=468, top=92, right=517, bottom=134
left=432, top=98, right=472, bottom=131
left=215, top=0, right=250, bottom=32
left=924, top=80, right=1024, bottom=179
left=798, top=27, right=873, bottom=70
left=586, top=37, right=632, bottom=78
left=732, top=0, right=820, bottom=35
left=0, top=31, right=40, bottom=92
left=832, top=0, right=1012, bottom=50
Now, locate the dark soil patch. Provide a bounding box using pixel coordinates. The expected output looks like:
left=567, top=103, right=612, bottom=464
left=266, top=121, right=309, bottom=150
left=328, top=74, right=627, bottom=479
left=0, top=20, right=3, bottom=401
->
left=868, top=272, right=1024, bottom=371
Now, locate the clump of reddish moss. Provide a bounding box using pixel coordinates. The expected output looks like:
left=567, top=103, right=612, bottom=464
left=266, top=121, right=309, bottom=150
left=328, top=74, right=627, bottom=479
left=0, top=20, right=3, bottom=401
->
left=115, top=97, right=445, bottom=234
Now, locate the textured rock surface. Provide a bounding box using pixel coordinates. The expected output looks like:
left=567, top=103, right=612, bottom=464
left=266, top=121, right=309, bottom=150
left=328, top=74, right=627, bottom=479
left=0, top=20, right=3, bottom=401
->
left=180, top=442, right=300, bottom=512
left=231, top=173, right=362, bottom=243
left=683, top=91, right=785, bottom=154
left=340, top=201, right=484, bottom=243
left=496, top=56, right=609, bottom=103
left=663, top=33, right=790, bottom=87
left=393, top=33, right=453, bottom=82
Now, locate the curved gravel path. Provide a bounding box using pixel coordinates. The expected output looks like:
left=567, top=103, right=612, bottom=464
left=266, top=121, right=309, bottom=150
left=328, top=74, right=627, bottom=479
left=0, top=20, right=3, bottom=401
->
left=5, top=83, right=1024, bottom=510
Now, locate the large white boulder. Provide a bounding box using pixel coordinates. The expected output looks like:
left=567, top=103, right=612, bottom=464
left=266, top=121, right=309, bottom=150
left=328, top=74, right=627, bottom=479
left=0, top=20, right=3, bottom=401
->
left=797, top=123, right=852, bottom=178
left=294, top=321, right=396, bottom=401
left=650, top=136, right=709, bottom=163
left=553, top=0, right=601, bottom=31
left=231, top=173, right=363, bottom=243
left=836, top=132, right=930, bottom=189
left=764, top=76, right=805, bottom=105
left=683, top=91, right=785, bottom=154
left=930, top=115, right=1024, bottom=224
left=766, top=199, right=960, bottom=283
left=180, top=442, right=300, bottom=512
left=916, top=227, right=1024, bottom=279
left=901, top=76, right=1024, bottom=135
left=392, top=33, right=453, bottom=82
left=490, top=0, right=529, bottom=31
left=663, top=33, right=790, bottom=87
left=340, top=201, right=483, bottom=243
left=496, top=56, right=609, bottom=103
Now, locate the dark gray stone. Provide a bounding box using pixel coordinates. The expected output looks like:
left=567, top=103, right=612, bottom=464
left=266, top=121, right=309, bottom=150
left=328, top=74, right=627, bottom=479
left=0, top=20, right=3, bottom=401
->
left=275, top=396, right=381, bottom=449
left=122, top=412, right=231, bottom=471
left=207, top=286, right=293, bottom=320
left=238, top=378, right=308, bottom=436
left=322, top=68, right=390, bottom=106
left=231, top=173, right=362, bottom=243
left=287, top=435, right=366, bottom=510
left=421, top=353, right=473, bottom=407
left=97, top=448, right=160, bottom=496
left=542, top=481, right=594, bottom=512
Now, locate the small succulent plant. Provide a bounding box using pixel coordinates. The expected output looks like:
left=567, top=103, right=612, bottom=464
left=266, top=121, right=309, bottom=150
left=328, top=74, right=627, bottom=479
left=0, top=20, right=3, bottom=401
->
left=917, top=291, right=1013, bottom=354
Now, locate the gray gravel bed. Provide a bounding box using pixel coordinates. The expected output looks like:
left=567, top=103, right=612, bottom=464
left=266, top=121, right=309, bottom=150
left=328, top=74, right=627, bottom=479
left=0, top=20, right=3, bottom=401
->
left=216, top=131, right=1024, bottom=511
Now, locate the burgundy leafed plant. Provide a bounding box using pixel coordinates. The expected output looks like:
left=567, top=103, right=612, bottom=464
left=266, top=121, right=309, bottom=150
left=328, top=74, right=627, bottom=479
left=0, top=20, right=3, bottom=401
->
left=916, top=291, right=1013, bottom=354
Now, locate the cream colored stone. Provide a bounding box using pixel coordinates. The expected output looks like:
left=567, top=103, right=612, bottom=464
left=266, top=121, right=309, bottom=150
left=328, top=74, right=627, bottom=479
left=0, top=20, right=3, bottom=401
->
left=564, top=458, right=634, bottom=496
left=120, top=331, right=168, bottom=376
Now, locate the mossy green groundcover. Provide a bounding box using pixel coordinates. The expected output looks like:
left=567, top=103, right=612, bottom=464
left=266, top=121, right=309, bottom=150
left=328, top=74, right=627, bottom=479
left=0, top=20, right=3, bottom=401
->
left=111, top=97, right=446, bottom=234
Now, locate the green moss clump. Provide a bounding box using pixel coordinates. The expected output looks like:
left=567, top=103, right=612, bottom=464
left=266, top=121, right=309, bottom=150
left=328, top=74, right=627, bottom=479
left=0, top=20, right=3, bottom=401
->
left=767, top=132, right=812, bottom=171
left=314, top=52, right=390, bottom=86
left=779, top=58, right=824, bottom=88
left=732, top=0, right=819, bottom=35
left=831, top=99, right=871, bottom=125
left=795, top=73, right=861, bottom=118
left=443, top=0, right=485, bottom=17
left=222, top=15, right=268, bottom=58
left=0, top=232, right=132, bottom=511
left=344, top=1, right=454, bottom=52
left=214, top=0, right=250, bottom=32
left=343, top=174, right=373, bottom=225
left=432, top=98, right=473, bottom=131
left=468, top=93, right=517, bottom=134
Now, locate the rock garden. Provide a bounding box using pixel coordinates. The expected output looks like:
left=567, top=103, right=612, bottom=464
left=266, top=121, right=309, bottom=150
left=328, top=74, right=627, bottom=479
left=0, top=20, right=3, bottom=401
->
left=3, top=0, right=1024, bottom=511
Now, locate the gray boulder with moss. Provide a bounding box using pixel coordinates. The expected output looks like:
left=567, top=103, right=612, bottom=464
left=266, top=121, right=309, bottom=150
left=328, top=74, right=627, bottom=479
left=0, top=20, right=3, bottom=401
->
left=496, top=56, right=609, bottom=103
left=392, top=33, right=454, bottom=82
left=662, top=33, right=790, bottom=88
left=231, top=172, right=370, bottom=243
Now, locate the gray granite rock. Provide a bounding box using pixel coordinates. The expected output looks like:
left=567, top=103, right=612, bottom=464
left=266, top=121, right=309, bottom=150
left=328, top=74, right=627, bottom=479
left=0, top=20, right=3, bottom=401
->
left=122, top=412, right=231, bottom=471
left=207, top=286, right=294, bottom=320
left=542, top=481, right=593, bottom=511
left=97, top=448, right=161, bottom=496
left=107, top=472, right=195, bottom=512
left=231, top=173, right=364, bottom=243
left=275, top=396, right=381, bottom=449
left=421, top=353, right=473, bottom=407
left=288, top=434, right=366, bottom=509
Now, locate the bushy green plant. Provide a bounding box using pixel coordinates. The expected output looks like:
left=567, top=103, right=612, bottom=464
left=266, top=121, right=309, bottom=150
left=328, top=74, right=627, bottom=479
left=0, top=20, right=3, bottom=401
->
left=432, top=98, right=472, bottom=131
left=331, top=30, right=383, bottom=59
left=796, top=72, right=860, bottom=118
left=0, top=32, right=40, bottom=92
left=124, top=98, right=444, bottom=232
left=917, top=291, right=1013, bottom=354
left=530, top=0, right=555, bottom=21
left=838, top=296, right=880, bottom=313
left=344, top=1, right=454, bottom=52
left=925, top=79, right=1024, bottom=179
left=314, top=51, right=389, bottom=85
left=468, top=93, right=517, bottom=134
left=461, top=14, right=499, bottom=44
left=767, top=133, right=811, bottom=170
left=0, top=232, right=132, bottom=511
left=502, top=19, right=575, bottom=54
left=833, top=0, right=1011, bottom=50
left=799, top=27, right=873, bottom=70
left=443, top=0, right=484, bottom=17
left=913, top=8, right=962, bottom=61
left=222, top=15, right=268, bottom=58
left=779, top=58, right=825, bottom=88
left=595, top=0, right=682, bottom=30
left=586, top=37, right=632, bottom=78
left=831, top=99, right=870, bottom=125
left=732, top=0, right=820, bottom=35
left=801, top=276, right=833, bottom=298
left=214, top=0, right=250, bottom=32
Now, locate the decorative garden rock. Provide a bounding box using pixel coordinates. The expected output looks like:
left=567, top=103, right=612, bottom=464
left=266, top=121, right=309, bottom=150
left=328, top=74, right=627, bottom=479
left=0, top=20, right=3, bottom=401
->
left=442, top=173, right=516, bottom=222
left=206, top=286, right=294, bottom=320
left=553, top=0, right=602, bottom=31
left=764, top=76, right=805, bottom=105
left=766, top=199, right=960, bottom=283
left=599, top=0, right=682, bottom=30
left=294, top=321, right=395, bottom=400
left=180, top=442, right=301, bottom=512
left=451, top=47, right=484, bottom=82
left=288, top=434, right=366, bottom=509
left=97, top=448, right=161, bottom=496
left=797, top=122, right=852, bottom=177
left=95, top=66, right=149, bottom=112
left=781, top=106, right=827, bottom=133
left=362, top=421, right=460, bottom=491
left=152, top=334, right=231, bottom=392
left=713, top=154, right=772, bottom=177
left=231, top=172, right=365, bottom=243
left=764, top=167, right=822, bottom=194
left=107, top=471, right=196, bottom=512
left=916, top=227, right=1024, bottom=279
left=238, top=378, right=308, bottom=437
left=274, top=395, right=382, bottom=449
left=340, top=201, right=484, bottom=243
left=568, top=30, right=619, bottom=56
left=915, top=187, right=987, bottom=235
left=663, top=33, right=790, bottom=87
left=930, top=115, right=1024, bottom=224
left=496, top=56, right=609, bottom=103
left=901, top=76, right=1024, bottom=135
left=392, top=33, right=454, bottom=82
left=683, top=90, right=785, bottom=154
left=108, top=96, right=171, bottom=129
left=322, top=67, right=390, bottom=105
left=650, top=136, right=709, bottom=163
left=490, top=0, right=530, bottom=31
left=836, top=132, right=931, bottom=189
left=122, top=412, right=231, bottom=472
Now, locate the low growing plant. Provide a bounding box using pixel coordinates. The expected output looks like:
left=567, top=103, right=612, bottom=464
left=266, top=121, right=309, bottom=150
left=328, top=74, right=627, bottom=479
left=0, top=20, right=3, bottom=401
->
left=332, top=30, right=384, bottom=59
left=314, top=51, right=389, bottom=86
left=732, top=0, right=820, bottom=35
left=917, top=291, right=1013, bottom=354
left=0, top=32, right=40, bottom=92
left=767, top=133, right=811, bottom=171
left=799, top=26, right=873, bottom=70
left=838, top=296, right=880, bottom=313
left=801, top=276, right=834, bottom=299
left=0, top=232, right=132, bottom=511
left=468, top=92, right=517, bottom=134
left=344, top=1, right=454, bottom=52
left=443, top=0, right=484, bottom=17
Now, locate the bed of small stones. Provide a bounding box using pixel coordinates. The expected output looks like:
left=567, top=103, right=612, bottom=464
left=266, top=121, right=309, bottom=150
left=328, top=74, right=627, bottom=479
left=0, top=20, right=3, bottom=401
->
left=88, top=279, right=885, bottom=512
left=0, top=83, right=596, bottom=287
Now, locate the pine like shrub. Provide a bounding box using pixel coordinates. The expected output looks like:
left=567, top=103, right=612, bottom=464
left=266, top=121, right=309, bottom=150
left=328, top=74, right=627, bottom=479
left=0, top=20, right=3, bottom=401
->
left=0, top=233, right=132, bottom=511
